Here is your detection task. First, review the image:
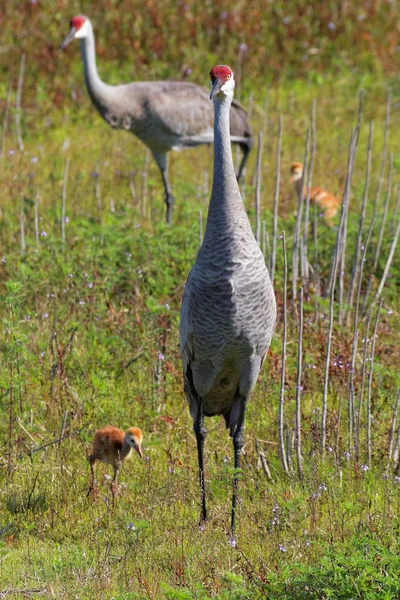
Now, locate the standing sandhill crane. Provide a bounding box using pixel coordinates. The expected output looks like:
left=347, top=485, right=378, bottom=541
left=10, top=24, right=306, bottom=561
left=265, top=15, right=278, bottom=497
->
left=60, top=16, right=253, bottom=224
left=88, top=426, right=143, bottom=498
left=180, top=66, right=276, bottom=540
left=289, top=162, right=342, bottom=227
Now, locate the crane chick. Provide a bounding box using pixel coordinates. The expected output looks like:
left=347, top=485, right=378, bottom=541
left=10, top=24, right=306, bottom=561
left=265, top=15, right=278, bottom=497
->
left=289, top=162, right=342, bottom=227
left=88, top=426, right=143, bottom=498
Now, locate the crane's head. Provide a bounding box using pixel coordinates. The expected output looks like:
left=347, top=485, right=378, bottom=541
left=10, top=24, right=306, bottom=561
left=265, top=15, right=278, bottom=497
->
left=125, top=427, right=143, bottom=458
left=209, top=65, right=235, bottom=101
left=289, top=162, right=304, bottom=184
left=60, top=15, right=91, bottom=51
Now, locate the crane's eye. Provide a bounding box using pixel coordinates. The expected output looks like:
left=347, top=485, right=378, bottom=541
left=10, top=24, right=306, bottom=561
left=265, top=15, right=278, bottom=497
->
left=226, top=74, right=231, bottom=79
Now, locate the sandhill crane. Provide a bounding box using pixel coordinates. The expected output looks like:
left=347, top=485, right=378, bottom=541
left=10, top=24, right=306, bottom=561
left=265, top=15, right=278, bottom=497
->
left=60, top=16, right=253, bottom=224
left=88, top=426, right=143, bottom=498
left=289, top=162, right=341, bottom=227
left=180, top=65, right=276, bottom=540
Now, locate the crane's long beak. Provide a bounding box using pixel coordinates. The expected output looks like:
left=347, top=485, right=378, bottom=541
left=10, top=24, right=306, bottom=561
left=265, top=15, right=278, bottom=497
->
left=210, top=78, right=223, bottom=100
left=136, top=445, right=143, bottom=459
left=59, top=27, right=76, bottom=51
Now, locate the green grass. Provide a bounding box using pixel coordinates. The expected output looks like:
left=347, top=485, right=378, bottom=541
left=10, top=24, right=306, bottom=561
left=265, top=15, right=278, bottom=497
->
left=1, top=2, right=400, bottom=598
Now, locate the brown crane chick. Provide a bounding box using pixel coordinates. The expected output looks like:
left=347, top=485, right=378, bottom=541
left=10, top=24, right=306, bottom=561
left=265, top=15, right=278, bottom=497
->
left=88, top=426, right=143, bottom=498
left=289, top=162, right=342, bottom=227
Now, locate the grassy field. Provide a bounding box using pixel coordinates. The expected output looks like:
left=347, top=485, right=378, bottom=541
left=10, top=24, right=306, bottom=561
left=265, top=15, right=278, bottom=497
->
left=1, top=2, right=400, bottom=599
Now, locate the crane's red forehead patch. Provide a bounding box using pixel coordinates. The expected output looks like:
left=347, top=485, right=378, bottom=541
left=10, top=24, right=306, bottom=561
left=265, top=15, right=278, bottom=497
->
left=209, top=65, right=233, bottom=82
left=71, top=15, right=86, bottom=30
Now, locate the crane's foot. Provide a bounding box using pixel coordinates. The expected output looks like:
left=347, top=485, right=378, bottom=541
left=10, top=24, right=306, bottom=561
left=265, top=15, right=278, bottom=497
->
left=165, top=193, right=175, bottom=224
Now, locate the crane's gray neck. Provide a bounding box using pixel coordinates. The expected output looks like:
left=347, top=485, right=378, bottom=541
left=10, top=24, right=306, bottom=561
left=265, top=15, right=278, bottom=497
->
left=79, top=28, right=110, bottom=104
left=206, top=95, right=244, bottom=228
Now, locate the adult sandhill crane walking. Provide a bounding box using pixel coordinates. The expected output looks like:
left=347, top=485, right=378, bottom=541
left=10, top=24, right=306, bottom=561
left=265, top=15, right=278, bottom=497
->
left=289, top=162, right=341, bottom=227
left=60, top=16, right=253, bottom=224
left=88, top=426, right=143, bottom=498
left=180, top=66, right=276, bottom=540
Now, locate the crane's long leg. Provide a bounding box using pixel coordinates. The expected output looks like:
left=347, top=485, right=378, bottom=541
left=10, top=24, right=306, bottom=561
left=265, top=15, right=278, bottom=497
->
left=193, top=403, right=207, bottom=524
left=111, top=463, right=121, bottom=502
left=152, top=151, right=175, bottom=224
left=88, top=456, right=96, bottom=496
left=231, top=393, right=247, bottom=537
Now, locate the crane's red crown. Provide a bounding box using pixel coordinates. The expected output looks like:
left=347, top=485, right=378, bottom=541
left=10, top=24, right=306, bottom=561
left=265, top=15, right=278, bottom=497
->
left=71, top=15, right=86, bottom=30
left=209, top=65, right=233, bottom=84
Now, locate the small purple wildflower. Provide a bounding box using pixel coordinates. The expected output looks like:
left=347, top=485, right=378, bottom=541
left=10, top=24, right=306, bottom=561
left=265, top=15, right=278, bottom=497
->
left=31, top=157, right=38, bottom=163
left=79, top=300, right=85, bottom=305
left=305, top=540, right=310, bottom=547
left=68, top=274, right=73, bottom=278
left=42, top=313, right=48, bottom=319
left=48, top=293, right=55, bottom=298
left=40, top=231, right=47, bottom=237
left=318, top=484, right=327, bottom=491
left=24, top=315, right=31, bottom=321
left=229, top=537, right=237, bottom=548
left=223, top=456, right=230, bottom=463
left=1, top=257, right=6, bottom=264
left=199, top=524, right=205, bottom=531
left=394, top=476, right=400, bottom=484
left=158, top=352, right=165, bottom=361
left=91, top=171, right=99, bottom=178
left=165, top=302, right=170, bottom=310
left=64, top=216, right=69, bottom=223
left=387, top=309, right=393, bottom=316
left=104, top=473, right=112, bottom=481
left=311, top=492, right=321, bottom=500
left=282, top=16, right=290, bottom=25
left=239, top=43, right=248, bottom=52
left=168, top=466, right=175, bottom=474
left=295, top=385, right=304, bottom=391
left=126, top=522, right=136, bottom=531
left=328, top=21, right=336, bottom=31
left=279, top=544, right=287, bottom=552
left=88, top=282, right=93, bottom=289
left=328, top=446, right=333, bottom=453
left=40, top=351, right=45, bottom=358
left=221, top=11, right=228, bottom=19
left=143, top=455, right=150, bottom=462
left=184, top=68, right=193, bottom=76
left=9, top=150, right=15, bottom=156
left=360, top=464, right=369, bottom=472
left=133, top=223, right=141, bottom=229
left=343, top=451, right=351, bottom=459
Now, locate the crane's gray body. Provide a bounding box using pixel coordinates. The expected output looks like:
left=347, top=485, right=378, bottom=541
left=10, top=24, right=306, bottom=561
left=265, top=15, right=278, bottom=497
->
left=180, top=85, right=276, bottom=437
left=62, top=18, right=252, bottom=221
left=89, top=78, right=252, bottom=155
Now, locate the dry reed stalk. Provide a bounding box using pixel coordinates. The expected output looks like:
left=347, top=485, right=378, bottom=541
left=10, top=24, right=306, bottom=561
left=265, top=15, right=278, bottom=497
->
left=255, top=131, right=263, bottom=242
left=366, top=301, right=382, bottom=468
left=295, top=287, right=304, bottom=479
left=61, top=157, right=70, bottom=246
left=20, top=195, right=26, bottom=257
left=355, top=315, right=371, bottom=461
left=141, top=148, right=149, bottom=217
left=321, top=131, right=357, bottom=455
left=372, top=89, right=390, bottom=221
left=302, top=99, right=316, bottom=286
left=346, top=121, right=373, bottom=318
left=292, top=129, right=309, bottom=302
left=0, top=78, right=12, bottom=158
left=270, top=116, right=282, bottom=285
left=363, top=154, right=393, bottom=311
left=387, top=391, right=400, bottom=472
left=372, top=214, right=400, bottom=307
left=34, top=192, right=39, bottom=249
left=16, top=54, right=26, bottom=153
left=279, top=231, right=289, bottom=474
